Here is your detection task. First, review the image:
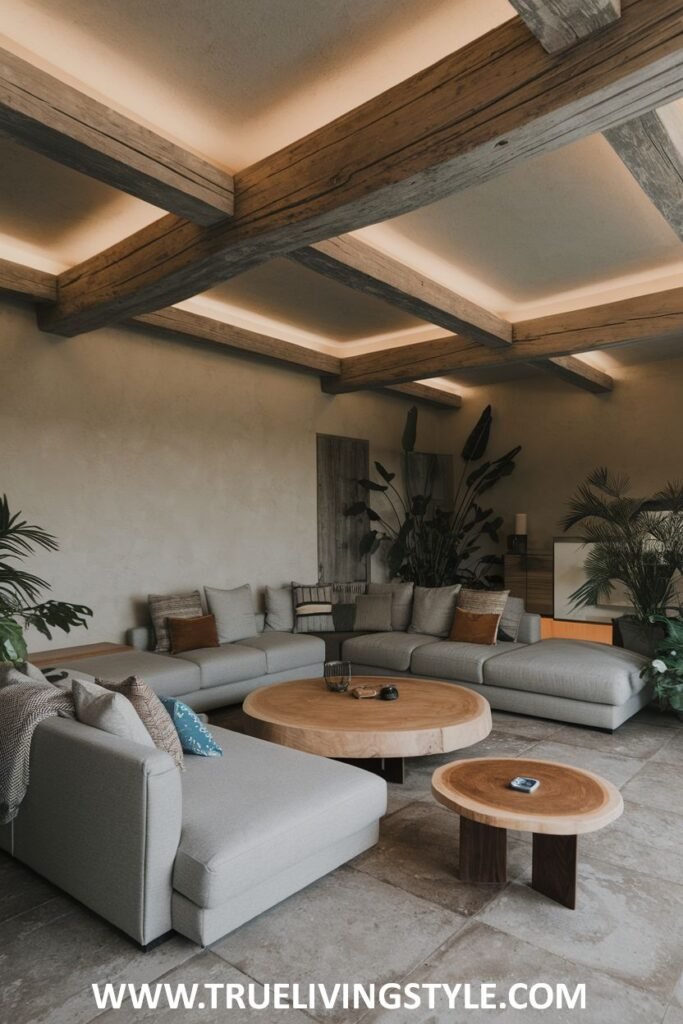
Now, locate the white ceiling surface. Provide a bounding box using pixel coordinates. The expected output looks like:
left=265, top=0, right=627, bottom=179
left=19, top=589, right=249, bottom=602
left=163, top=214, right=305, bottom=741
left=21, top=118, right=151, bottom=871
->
left=0, top=0, right=682, bottom=384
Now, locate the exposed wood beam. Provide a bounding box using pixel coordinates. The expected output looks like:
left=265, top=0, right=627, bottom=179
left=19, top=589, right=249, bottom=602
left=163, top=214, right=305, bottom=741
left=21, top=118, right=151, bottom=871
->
left=37, top=0, right=683, bottom=337
left=532, top=354, right=614, bottom=392
left=321, top=285, right=683, bottom=391
left=605, top=104, right=683, bottom=239
left=0, top=257, right=56, bottom=301
left=132, top=307, right=341, bottom=375
left=292, top=235, right=611, bottom=392
left=386, top=383, right=462, bottom=408
left=290, top=237, right=511, bottom=348
left=0, top=46, right=234, bottom=225
left=508, top=0, right=621, bottom=54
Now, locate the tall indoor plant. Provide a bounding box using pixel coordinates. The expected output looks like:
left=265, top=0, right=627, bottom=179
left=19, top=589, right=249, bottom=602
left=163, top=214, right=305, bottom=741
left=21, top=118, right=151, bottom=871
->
left=562, top=469, right=683, bottom=656
left=0, top=494, right=92, bottom=662
left=346, top=405, right=520, bottom=588
left=641, top=615, right=683, bottom=717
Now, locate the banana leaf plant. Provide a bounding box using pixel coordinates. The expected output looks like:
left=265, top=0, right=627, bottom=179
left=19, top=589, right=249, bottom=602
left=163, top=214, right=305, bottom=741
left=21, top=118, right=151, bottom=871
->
left=345, top=406, right=521, bottom=588
left=0, top=494, right=92, bottom=662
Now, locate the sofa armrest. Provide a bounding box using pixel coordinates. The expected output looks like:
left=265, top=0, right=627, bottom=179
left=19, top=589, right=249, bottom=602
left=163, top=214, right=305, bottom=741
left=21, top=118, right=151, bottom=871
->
left=518, top=612, right=542, bottom=644
left=127, top=625, right=152, bottom=650
left=12, top=717, right=182, bottom=945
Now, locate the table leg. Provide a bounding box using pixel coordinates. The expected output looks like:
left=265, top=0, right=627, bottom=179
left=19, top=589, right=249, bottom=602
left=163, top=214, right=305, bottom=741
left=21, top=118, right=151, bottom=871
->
left=337, top=757, right=405, bottom=784
left=459, top=817, right=507, bottom=884
left=532, top=833, right=578, bottom=909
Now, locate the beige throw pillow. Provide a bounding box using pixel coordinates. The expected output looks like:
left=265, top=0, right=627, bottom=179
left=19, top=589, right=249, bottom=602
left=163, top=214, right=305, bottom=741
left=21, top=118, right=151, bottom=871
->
left=408, top=585, right=461, bottom=637
left=72, top=679, right=155, bottom=747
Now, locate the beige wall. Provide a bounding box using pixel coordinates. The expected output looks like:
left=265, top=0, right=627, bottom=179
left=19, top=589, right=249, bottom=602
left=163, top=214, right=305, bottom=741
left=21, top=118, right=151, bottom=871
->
left=462, top=355, right=683, bottom=551
left=1, top=297, right=458, bottom=649
left=3, top=295, right=682, bottom=650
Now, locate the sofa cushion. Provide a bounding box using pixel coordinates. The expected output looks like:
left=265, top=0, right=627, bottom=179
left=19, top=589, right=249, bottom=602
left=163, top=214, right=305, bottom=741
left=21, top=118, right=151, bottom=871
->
left=239, top=632, right=325, bottom=673
left=368, top=582, right=414, bottom=631
left=353, top=594, right=393, bottom=633
left=173, top=726, right=386, bottom=909
left=148, top=591, right=203, bottom=653
left=175, top=644, right=267, bottom=689
left=60, top=651, right=200, bottom=698
left=264, top=586, right=295, bottom=633
left=411, top=639, right=521, bottom=684
left=483, top=639, right=649, bottom=705
left=292, top=582, right=334, bottom=633
left=408, top=585, right=461, bottom=637
left=342, top=631, right=435, bottom=672
left=498, top=596, right=526, bottom=642
left=205, top=585, right=258, bottom=644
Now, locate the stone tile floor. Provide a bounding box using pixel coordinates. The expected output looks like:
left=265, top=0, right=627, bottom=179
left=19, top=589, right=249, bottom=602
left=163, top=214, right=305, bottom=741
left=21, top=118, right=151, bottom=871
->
left=1, top=705, right=683, bottom=1023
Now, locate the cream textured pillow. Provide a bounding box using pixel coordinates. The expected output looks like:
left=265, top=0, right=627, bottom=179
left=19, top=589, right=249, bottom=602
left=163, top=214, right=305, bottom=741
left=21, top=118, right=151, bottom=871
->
left=457, top=589, right=510, bottom=617
left=72, top=679, right=155, bottom=747
left=99, top=675, right=184, bottom=768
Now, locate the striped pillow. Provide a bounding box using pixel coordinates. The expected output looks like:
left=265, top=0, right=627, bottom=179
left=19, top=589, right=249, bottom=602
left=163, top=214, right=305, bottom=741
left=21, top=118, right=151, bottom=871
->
left=292, top=582, right=334, bottom=633
left=148, top=591, right=203, bottom=653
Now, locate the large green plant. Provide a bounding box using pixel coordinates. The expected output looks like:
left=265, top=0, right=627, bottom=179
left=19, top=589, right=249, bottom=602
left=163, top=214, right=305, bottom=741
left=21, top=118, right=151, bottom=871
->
left=562, top=469, right=683, bottom=622
left=0, top=494, right=92, bottom=662
left=641, top=616, right=683, bottom=713
left=346, top=406, right=521, bottom=588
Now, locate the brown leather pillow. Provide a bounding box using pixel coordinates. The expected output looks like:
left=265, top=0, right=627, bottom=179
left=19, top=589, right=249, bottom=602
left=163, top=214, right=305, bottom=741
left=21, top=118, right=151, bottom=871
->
left=449, top=607, right=500, bottom=645
left=168, top=614, right=219, bottom=654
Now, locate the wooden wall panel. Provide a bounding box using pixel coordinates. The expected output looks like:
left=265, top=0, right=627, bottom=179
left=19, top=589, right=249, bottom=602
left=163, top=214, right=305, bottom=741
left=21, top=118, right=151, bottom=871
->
left=317, top=434, right=370, bottom=583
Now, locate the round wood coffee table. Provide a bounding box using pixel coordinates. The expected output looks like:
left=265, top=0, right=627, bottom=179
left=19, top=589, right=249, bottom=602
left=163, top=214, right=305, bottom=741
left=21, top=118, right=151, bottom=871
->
left=432, top=757, right=623, bottom=908
left=243, top=676, right=491, bottom=783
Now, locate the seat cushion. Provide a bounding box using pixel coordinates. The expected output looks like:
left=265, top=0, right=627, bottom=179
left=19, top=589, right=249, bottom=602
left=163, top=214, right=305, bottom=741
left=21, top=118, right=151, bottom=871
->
left=483, top=639, right=649, bottom=706
left=61, top=651, right=200, bottom=698
left=342, top=631, right=435, bottom=671
left=239, top=632, right=325, bottom=673
left=411, top=640, right=522, bottom=684
left=176, top=644, right=267, bottom=689
left=174, top=726, right=386, bottom=908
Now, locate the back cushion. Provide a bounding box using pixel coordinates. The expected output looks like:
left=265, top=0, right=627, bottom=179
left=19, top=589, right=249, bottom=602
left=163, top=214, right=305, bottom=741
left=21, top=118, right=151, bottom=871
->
left=205, top=584, right=258, bottom=643
left=264, top=586, right=295, bottom=632
left=367, top=582, right=414, bottom=631
left=408, top=585, right=461, bottom=637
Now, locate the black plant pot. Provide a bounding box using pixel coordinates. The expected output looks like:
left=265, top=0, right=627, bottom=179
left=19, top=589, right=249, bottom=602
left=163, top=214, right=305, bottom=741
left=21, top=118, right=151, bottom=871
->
left=612, top=616, right=667, bottom=659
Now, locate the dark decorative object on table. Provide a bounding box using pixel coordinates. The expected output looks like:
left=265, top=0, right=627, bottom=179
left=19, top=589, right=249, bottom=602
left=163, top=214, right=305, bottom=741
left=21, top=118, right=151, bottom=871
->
left=345, top=405, right=521, bottom=588
left=562, top=469, right=683, bottom=658
left=324, top=660, right=351, bottom=692
left=379, top=685, right=399, bottom=701
left=0, top=494, right=92, bottom=663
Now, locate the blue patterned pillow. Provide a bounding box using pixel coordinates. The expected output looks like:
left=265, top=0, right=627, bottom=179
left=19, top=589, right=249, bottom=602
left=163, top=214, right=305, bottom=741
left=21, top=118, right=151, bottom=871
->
left=160, top=698, right=223, bottom=757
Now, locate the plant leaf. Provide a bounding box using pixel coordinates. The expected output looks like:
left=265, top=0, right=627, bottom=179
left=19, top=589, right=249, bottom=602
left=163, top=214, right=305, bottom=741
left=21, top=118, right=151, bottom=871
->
left=461, top=405, right=492, bottom=462
left=374, top=462, right=395, bottom=484
left=402, top=407, right=418, bottom=454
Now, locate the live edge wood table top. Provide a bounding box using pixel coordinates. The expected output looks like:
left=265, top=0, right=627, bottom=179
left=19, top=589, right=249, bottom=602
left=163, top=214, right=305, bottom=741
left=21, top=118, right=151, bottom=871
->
left=432, top=758, right=623, bottom=909
left=243, top=676, right=491, bottom=783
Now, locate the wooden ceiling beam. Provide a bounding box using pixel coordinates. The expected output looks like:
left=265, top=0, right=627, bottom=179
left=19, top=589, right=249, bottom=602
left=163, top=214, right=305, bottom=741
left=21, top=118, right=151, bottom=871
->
left=532, top=354, right=614, bottom=392
left=321, top=285, right=683, bottom=392
left=605, top=104, right=683, bottom=239
left=0, top=46, right=234, bottom=225
left=37, top=0, right=683, bottom=337
left=386, top=383, right=462, bottom=408
left=508, top=0, right=621, bottom=54
left=292, top=235, right=612, bottom=392
left=0, top=256, right=56, bottom=301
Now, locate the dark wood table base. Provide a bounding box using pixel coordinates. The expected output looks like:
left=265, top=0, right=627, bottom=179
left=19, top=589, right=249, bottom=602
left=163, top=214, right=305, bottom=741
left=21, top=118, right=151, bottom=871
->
left=339, top=756, right=405, bottom=784
left=459, top=817, right=578, bottom=908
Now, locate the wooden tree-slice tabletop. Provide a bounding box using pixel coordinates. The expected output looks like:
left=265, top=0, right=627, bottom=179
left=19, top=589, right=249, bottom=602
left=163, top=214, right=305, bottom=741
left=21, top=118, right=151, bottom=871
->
left=432, top=758, right=623, bottom=835
left=243, top=676, right=491, bottom=759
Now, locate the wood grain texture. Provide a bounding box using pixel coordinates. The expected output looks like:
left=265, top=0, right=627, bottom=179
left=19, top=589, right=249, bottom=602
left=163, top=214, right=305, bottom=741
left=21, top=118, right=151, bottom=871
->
left=242, top=676, right=492, bottom=759
left=540, top=617, right=613, bottom=644
left=432, top=757, right=623, bottom=834
left=605, top=104, right=683, bottom=239
left=509, top=0, right=621, bottom=54
left=133, top=307, right=341, bottom=375
left=459, top=817, right=508, bottom=884
left=504, top=553, right=555, bottom=616
left=532, top=832, right=578, bottom=908
left=316, top=434, right=369, bottom=583
left=38, top=0, right=683, bottom=336
left=387, top=383, right=462, bottom=407
left=29, top=642, right=134, bottom=667
left=291, top=237, right=511, bottom=347
left=322, top=285, right=683, bottom=390
left=0, top=257, right=56, bottom=301
left=535, top=354, right=614, bottom=392
left=0, top=45, right=234, bottom=225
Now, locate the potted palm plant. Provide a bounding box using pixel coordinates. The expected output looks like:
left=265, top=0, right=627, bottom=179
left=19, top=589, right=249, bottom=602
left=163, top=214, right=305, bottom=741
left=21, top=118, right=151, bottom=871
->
left=0, top=494, right=92, bottom=662
left=562, top=470, right=683, bottom=657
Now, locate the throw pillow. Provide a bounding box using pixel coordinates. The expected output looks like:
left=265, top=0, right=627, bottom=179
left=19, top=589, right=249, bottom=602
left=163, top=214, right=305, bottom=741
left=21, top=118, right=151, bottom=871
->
left=408, top=585, right=461, bottom=637
left=498, top=595, right=525, bottom=642
left=368, top=582, right=414, bottom=631
left=264, top=586, right=295, bottom=632
left=205, top=584, right=257, bottom=643
left=72, top=679, right=155, bottom=747
left=99, top=675, right=184, bottom=769
left=353, top=594, right=393, bottom=632
left=458, top=588, right=510, bottom=618
left=148, top=591, right=203, bottom=653
left=160, top=697, right=223, bottom=757
left=332, top=582, right=367, bottom=603
left=449, top=607, right=501, bottom=645
left=168, top=614, right=219, bottom=654
left=292, top=582, right=334, bottom=633
left=332, top=603, right=356, bottom=632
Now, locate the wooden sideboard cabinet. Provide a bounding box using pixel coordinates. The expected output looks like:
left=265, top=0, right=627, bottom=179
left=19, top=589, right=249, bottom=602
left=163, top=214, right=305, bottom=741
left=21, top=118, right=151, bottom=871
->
left=504, top=552, right=554, bottom=617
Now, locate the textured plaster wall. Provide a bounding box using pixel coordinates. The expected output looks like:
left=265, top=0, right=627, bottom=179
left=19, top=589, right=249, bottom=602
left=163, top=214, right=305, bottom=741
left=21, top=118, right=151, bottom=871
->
left=1, top=297, right=459, bottom=649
